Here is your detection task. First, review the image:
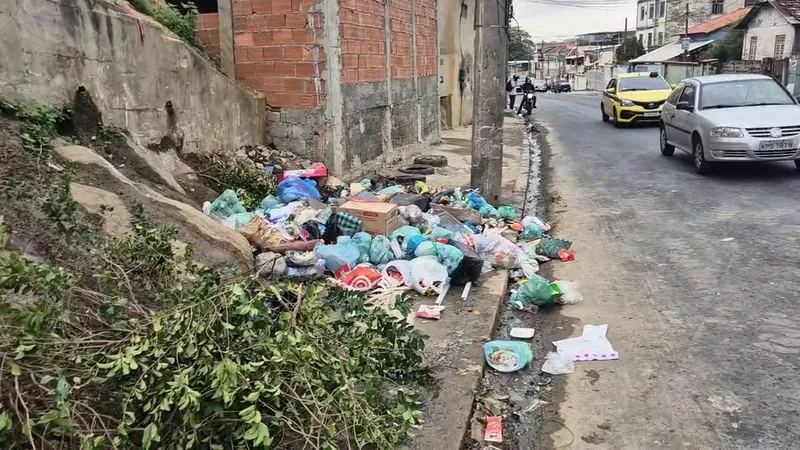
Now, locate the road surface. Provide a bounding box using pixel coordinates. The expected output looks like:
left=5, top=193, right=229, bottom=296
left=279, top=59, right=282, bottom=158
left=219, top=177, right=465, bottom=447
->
left=535, top=92, right=800, bottom=449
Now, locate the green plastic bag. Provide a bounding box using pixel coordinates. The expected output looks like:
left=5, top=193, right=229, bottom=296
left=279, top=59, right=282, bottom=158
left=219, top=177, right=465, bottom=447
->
left=496, top=205, right=520, bottom=221
left=369, top=235, right=394, bottom=266
left=535, top=236, right=572, bottom=258
left=414, top=241, right=464, bottom=275
left=509, top=274, right=558, bottom=311
left=389, top=225, right=422, bottom=242
left=209, top=189, right=246, bottom=219
left=427, top=226, right=454, bottom=240
left=352, top=232, right=373, bottom=264
left=522, top=223, right=544, bottom=240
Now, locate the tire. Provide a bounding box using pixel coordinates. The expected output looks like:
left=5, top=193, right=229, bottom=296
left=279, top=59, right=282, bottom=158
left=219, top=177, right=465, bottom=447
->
left=795, top=159, right=800, bottom=170
left=612, top=107, right=622, bottom=128
left=693, top=137, right=710, bottom=175
left=414, top=155, right=448, bottom=167
left=398, top=164, right=435, bottom=175
left=601, top=104, right=609, bottom=122
left=660, top=125, right=675, bottom=156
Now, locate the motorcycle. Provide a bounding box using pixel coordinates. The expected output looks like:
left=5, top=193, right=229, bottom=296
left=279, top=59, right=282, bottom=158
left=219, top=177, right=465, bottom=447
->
left=521, top=92, right=535, bottom=115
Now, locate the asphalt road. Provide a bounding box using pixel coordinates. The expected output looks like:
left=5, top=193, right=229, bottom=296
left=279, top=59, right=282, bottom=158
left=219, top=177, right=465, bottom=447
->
left=535, top=92, right=800, bottom=449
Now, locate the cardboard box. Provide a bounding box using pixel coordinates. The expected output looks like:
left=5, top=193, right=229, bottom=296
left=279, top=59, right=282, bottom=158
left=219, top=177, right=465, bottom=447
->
left=338, top=201, right=399, bottom=236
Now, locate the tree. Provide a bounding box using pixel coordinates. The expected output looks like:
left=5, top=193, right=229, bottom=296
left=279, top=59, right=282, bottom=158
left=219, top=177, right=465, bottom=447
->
left=509, top=28, right=535, bottom=61
left=615, top=39, right=645, bottom=63
left=700, top=28, right=744, bottom=62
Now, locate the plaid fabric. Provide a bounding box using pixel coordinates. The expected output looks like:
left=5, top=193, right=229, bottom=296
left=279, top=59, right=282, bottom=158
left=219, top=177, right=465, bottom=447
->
left=336, top=212, right=362, bottom=236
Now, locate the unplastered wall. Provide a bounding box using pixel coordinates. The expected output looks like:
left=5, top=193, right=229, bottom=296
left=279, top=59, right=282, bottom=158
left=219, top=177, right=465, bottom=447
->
left=0, top=0, right=267, bottom=154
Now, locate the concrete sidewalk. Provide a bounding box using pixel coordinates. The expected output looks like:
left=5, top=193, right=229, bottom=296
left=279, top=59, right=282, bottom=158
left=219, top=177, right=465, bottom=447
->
left=404, top=117, right=530, bottom=450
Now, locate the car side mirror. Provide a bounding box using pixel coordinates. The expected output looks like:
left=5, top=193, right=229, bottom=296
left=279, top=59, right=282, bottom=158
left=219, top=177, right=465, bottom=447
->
left=676, top=101, right=694, bottom=112
left=670, top=83, right=677, bottom=89
left=606, top=87, right=615, bottom=93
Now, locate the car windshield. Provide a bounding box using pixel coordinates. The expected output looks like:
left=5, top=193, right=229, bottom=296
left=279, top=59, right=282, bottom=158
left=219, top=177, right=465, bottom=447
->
left=701, top=79, right=795, bottom=109
left=618, top=76, right=670, bottom=92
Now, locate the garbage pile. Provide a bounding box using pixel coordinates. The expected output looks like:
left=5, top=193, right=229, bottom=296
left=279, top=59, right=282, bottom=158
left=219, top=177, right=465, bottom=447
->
left=202, top=171, right=579, bottom=319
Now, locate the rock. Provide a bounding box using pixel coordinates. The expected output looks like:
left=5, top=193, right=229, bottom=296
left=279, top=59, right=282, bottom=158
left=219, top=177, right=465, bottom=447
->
left=470, top=417, right=485, bottom=443
left=70, top=183, right=132, bottom=236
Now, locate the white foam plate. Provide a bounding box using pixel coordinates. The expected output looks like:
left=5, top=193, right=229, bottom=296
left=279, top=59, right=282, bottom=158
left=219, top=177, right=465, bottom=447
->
left=510, top=327, right=535, bottom=339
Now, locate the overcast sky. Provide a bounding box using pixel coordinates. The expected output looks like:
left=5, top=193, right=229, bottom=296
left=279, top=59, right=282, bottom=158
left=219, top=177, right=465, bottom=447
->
left=512, top=1, right=637, bottom=41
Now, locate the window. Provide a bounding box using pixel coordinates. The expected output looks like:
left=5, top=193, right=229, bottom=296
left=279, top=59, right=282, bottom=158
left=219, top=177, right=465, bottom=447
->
left=679, top=83, right=696, bottom=106
left=619, top=75, right=670, bottom=92
left=640, top=6, right=646, bottom=21
left=638, top=34, right=643, bottom=45
left=700, top=79, right=794, bottom=109
left=658, top=32, right=664, bottom=45
left=774, top=35, right=786, bottom=58
left=648, top=33, right=653, bottom=47
left=659, top=1, right=666, bottom=17
left=748, top=36, right=758, bottom=60
left=667, top=82, right=686, bottom=104
left=606, top=78, right=617, bottom=91
left=711, top=0, right=724, bottom=14
left=649, top=2, right=654, bottom=19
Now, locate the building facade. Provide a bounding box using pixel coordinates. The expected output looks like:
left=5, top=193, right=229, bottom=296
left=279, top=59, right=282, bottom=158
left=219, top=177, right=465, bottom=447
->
left=438, top=0, right=475, bottom=128
left=738, top=0, right=800, bottom=61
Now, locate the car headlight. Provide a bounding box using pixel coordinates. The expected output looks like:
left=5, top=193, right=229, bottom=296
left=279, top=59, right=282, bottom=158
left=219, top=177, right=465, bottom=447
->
left=620, top=99, right=635, bottom=106
left=710, top=127, right=744, bottom=138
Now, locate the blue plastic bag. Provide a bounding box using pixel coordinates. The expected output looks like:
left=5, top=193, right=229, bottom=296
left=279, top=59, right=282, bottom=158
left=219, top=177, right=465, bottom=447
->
left=278, top=176, right=321, bottom=203
left=314, top=236, right=360, bottom=273
left=352, top=232, right=373, bottom=264
left=406, top=235, right=427, bottom=259
left=467, top=191, right=498, bottom=217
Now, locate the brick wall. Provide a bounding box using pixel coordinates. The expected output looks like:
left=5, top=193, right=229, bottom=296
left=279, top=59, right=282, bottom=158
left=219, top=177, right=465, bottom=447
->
left=340, top=0, right=387, bottom=84
left=390, top=0, right=414, bottom=79
left=197, top=13, right=221, bottom=58
left=415, top=0, right=438, bottom=77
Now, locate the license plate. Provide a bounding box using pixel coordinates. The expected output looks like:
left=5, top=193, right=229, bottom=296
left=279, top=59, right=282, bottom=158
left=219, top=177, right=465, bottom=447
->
left=759, top=139, right=794, bottom=150
left=643, top=112, right=660, bottom=117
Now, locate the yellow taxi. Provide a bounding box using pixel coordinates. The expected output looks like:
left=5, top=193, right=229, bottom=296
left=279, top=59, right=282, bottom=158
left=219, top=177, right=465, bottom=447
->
left=601, top=72, right=673, bottom=127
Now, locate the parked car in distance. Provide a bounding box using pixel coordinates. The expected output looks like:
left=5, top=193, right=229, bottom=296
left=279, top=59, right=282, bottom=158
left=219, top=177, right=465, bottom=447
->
left=659, top=74, right=800, bottom=174
left=553, top=81, right=571, bottom=93
left=534, top=79, right=548, bottom=92
left=601, top=72, right=672, bottom=127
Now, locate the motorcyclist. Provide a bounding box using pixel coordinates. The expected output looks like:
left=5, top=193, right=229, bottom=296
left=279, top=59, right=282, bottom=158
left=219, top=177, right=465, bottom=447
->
left=517, top=77, right=537, bottom=115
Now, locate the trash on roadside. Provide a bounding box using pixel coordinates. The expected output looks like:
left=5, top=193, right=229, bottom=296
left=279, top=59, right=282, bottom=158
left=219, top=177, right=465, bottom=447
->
left=240, top=217, right=285, bottom=249
left=416, top=305, right=445, bottom=320
left=339, top=201, right=400, bottom=236
left=410, top=256, right=449, bottom=295
left=522, top=398, right=550, bottom=413
left=314, top=236, right=360, bottom=273
left=541, top=351, right=575, bottom=375
left=509, top=274, right=559, bottom=312
left=278, top=176, right=322, bottom=203
left=209, top=189, right=247, bottom=219
left=335, top=266, right=383, bottom=291
left=510, top=327, right=535, bottom=339
left=558, top=248, right=575, bottom=262
left=484, top=340, right=534, bottom=372
left=382, top=260, right=413, bottom=286
left=369, top=235, right=394, bottom=265
left=474, top=234, right=521, bottom=269
left=275, top=162, right=328, bottom=181
left=496, top=205, right=520, bottom=221
left=552, top=280, right=582, bottom=304
left=535, top=236, right=572, bottom=259
left=553, top=324, right=619, bottom=362
left=351, top=231, right=373, bottom=264
left=484, top=416, right=503, bottom=443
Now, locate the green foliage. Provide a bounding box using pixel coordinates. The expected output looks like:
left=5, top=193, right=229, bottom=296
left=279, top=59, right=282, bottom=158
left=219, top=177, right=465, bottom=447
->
left=127, top=0, right=204, bottom=50
left=0, top=97, right=67, bottom=160
left=509, top=27, right=535, bottom=61
left=615, top=38, right=646, bottom=63
left=0, top=206, right=427, bottom=448
left=700, top=28, right=744, bottom=62
left=40, top=170, right=95, bottom=240
left=202, top=152, right=278, bottom=210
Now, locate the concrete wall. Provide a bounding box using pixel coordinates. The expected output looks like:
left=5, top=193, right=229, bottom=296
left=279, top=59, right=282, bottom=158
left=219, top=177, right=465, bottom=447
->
left=438, top=0, right=474, bottom=128
left=0, top=0, right=267, bottom=154
left=742, top=5, right=796, bottom=60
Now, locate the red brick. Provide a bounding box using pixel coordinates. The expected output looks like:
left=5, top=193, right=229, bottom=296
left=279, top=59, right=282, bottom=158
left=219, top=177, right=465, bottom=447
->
left=292, top=0, right=304, bottom=12
left=273, top=29, right=294, bottom=43
left=200, top=13, right=219, bottom=28
left=247, top=15, right=270, bottom=31
left=272, top=0, right=293, bottom=12
left=292, top=29, right=313, bottom=44
left=263, top=14, right=285, bottom=28
left=293, top=94, right=316, bottom=108
left=267, top=92, right=294, bottom=107
left=295, top=62, right=315, bottom=76
left=251, top=0, right=271, bottom=13
left=240, top=76, right=265, bottom=91
left=233, top=0, right=252, bottom=16
left=234, top=32, right=254, bottom=46
left=236, top=62, right=257, bottom=77
left=255, top=61, right=276, bottom=75
left=343, top=54, right=359, bottom=69
left=284, top=78, right=305, bottom=93
left=247, top=47, right=265, bottom=61
left=274, top=61, right=296, bottom=76
left=284, top=46, right=312, bottom=61
left=262, top=46, right=284, bottom=59
left=341, top=24, right=362, bottom=39
left=285, top=13, right=307, bottom=28
left=253, top=31, right=273, bottom=45
left=234, top=46, right=248, bottom=62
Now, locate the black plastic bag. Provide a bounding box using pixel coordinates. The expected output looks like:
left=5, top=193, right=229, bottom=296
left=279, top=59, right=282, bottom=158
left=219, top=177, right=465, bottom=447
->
left=450, top=241, right=483, bottom=286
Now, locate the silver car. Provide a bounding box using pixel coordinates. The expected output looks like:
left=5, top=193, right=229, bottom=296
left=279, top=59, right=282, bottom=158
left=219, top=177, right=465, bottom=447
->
left=659, top=74, right=800, bottom=174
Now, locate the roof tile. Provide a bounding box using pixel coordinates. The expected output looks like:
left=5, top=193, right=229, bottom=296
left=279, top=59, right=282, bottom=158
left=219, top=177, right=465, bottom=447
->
left=687, top=7, right=751, bottom=34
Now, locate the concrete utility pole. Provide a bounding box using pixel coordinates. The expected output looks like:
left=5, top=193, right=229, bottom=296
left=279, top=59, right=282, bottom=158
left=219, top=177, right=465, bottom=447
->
left=470, top=0, right=509, bottom=204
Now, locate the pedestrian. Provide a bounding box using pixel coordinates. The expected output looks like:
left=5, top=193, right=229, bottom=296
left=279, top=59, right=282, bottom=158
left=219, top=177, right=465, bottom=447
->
left=506, top=75, right=521, bottom=110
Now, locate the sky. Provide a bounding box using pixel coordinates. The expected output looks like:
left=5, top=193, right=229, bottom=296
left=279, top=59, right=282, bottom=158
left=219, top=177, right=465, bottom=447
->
left=512, top=0, right=638, bottom=41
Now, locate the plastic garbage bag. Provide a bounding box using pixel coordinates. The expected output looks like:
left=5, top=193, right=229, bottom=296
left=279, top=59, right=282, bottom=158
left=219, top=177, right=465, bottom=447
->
left=268, top=201, right=303, bottom=223
left=518, top=255, right=540, bottom=278
left=414, top=181, right=430, bottom=194
left=536, top=236, right=572, bottom=258
left=552, top=280, right=582, bottom=304
left=409, top=256, right=449, bottom=295
left=427, top=226, right=453, bottom=241
left=389, top=193, right=430, bottom=211
left=399, top=205, right=424, bottom=225
left=473, top=234, right=521, bottom=269
left=406, top=234, right=427, bottom=259
left=484, top=340, right=534, bottom=372
left=520, top=218, right=545, bottom=240
left=496, top=205, right=520, bottom=221
left=414, top=241, right=464, bottom=275
left=390, top=225, right=423, bottom=243
left=369, top=235, right=394, bottom=266
left=521, top=216, right=550, bottom=233
left=450, top=241, right=483, bottom=286
left=352, top=190, right=381, bottom=202
left=509, top=274, right=559, bottom=312
left=352, top=232, right=373, bottom=264
left=381, top=260, right=413, bottom=286
left=256, top=252, right=287, bottom=276
left=377, top=185, right=405, bottom=195
left=209, top=189, right=247, bottom=219
left=220, top=212, right=256, bottom=231
left=314, top=236, right=360, bottom=273
left=285, top=251, right=319, bottom=267
left=541, top=351, right=574, bottom=375
left=467, top=191, right=498, bottom=217
left=278, top=176, right=322, bottom=203
left=286, top=260, right=326, bottom=278
left=258, top=195, right=281, bottom=212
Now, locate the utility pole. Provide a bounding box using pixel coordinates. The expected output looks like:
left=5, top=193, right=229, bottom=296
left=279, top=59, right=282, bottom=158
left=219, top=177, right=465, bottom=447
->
left=471, top=0, right=509, bottom=204
left=682, top=3, right=689, bottom=60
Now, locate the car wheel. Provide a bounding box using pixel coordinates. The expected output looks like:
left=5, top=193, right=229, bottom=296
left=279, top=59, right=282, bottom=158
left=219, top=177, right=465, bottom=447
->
left=795, top=159, right=800, bottom=170
left=693, top=138, right=710, bottom=175
left=612, top=107, right=622, bottom=128
left=601, top=104, right=609, bottom=122
left=660, top=125, right=675, bottom=156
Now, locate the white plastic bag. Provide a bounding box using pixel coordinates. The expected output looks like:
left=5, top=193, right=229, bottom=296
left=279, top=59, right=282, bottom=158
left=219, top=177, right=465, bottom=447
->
left=381, top=260, right=413, bottom=287
left=473, top=234, right=521, bottom=269
left=553, top=280, right=582, bottom=305
left=541, top=352, right=574, bottom=375
left=409, top=256, right=449, bottom=295
left=521, top=216, right=550, bottom=232
left=399, top=205, right=423, bottom=225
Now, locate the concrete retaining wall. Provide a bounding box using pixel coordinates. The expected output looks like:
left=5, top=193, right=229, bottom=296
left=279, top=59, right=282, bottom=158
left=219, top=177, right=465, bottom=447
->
left=0, top=0, right=267, bottom=154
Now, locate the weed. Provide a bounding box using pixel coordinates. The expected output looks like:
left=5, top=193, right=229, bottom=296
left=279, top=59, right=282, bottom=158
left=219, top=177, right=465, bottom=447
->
left=0, top=97, right=67, bottom=160
left=127, top=0, right=204, bottom=50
